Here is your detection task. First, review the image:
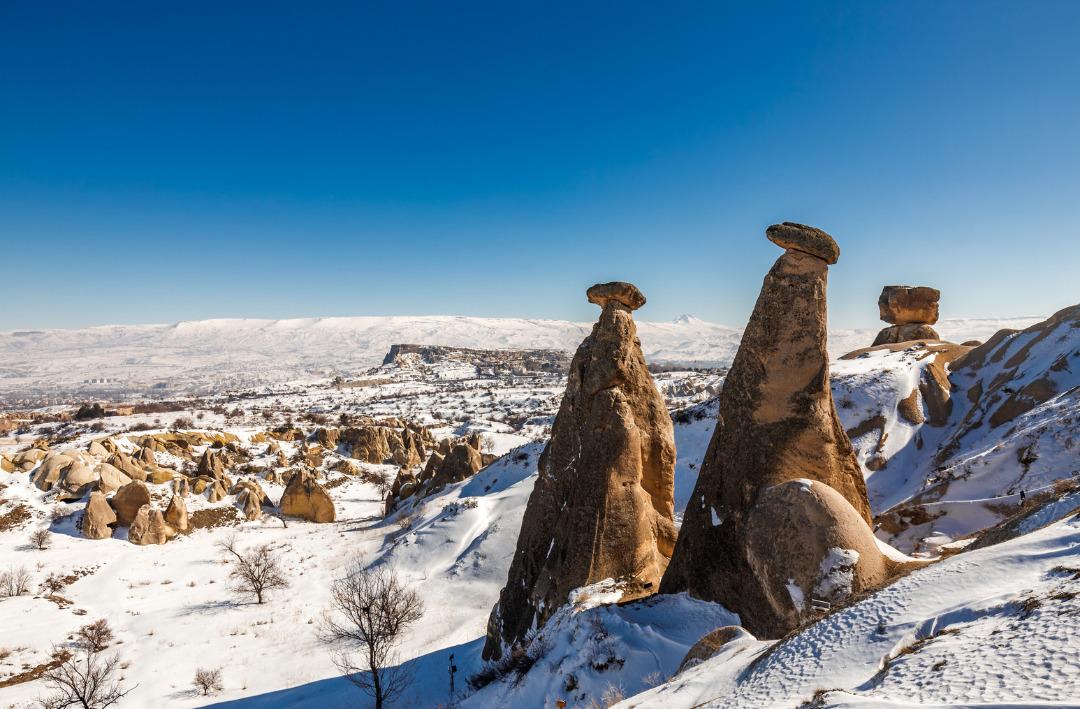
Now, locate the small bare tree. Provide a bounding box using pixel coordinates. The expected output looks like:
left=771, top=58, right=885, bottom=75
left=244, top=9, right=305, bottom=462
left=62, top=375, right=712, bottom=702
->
left=320, top=563, right=424, bottom=709
left=30, top=528, right=52, bottom=550
left=218, top=535, right=288, bottom=604
left=193, top=667, right=224, bottom=695
left=39, top=645, right=133, bottom=709
left=1, top=565, right=32, bottom=597
left=75, top=619, right=114, bottom=653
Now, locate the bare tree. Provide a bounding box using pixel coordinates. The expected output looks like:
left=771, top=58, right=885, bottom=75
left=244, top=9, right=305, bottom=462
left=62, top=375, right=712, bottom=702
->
left=75, top=619, right=114, bottom=653
left=320, top=563, right=424, bottom=709
left=39, top=645, right=133, bottom=709
left=30, top=528, right=52, bottom=550
left=1, top=565, right=32, bottom=597
left=193, top=667, right=224, bottom=695
left=218, top=535, right=288, bottom=604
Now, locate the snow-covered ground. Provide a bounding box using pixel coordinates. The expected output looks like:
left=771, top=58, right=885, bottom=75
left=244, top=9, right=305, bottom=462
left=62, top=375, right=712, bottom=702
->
left=3, top=309, right=1077, bottom=709
left=0, top=313, right=1041, bottom=404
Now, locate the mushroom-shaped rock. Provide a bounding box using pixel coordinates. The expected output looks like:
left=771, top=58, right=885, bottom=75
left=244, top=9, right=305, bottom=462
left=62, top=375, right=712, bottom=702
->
left=82, top=491, right=117, bottom=540
left=661, top=223, right=872, bottom=639
left=483, top=281, right=676, bottom=661
left=110, top=480, right=151, bottom=527
left=766, top=222, right=840, bottom=264
left=586, top=281, right=647, bottom=311
left=128, top=505, right=175, bottom=545
left=164, top=494, right=189, bottom=532
left=279, top=470, right=335, bottom=523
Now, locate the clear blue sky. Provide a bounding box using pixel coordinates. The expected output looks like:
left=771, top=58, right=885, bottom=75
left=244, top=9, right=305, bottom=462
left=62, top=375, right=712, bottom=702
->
left=2, top=1, right=1078, bottom=330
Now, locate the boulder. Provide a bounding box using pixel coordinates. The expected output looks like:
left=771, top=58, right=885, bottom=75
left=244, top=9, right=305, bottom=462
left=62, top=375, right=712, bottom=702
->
left=237, top=488, right=262, bottom=521
left=148, top=468, right=176, bottom=485
left=108, top=452, right=144, bottom=481
left=171, top=477, right=190, bottom=496
left=32, top=451, right=77, bottom=491
left=87, top=440, right=110, bottom=459
left=279, top=469, right=335, bottom=522
left=82, top=491, right=117, bottom=540
left=315, top=427, right=340, bottom=448
left=743, top=479, right=916, bottom=632
left=128, top=505, right=175, bottom=545
left=136, top=446, right=156, bottom=467
left=483, top=281, right=677, bottom=660
left=96, top=463, right=131, bottom=495
left=12, top=448, right=46, bottom=470
left=765, top=221, right=840, bottom=264
left=661, top=223, right=876, bottom=639
left=430, top=444, right=482, bottom=490
left=57, top=461, right=98, bottom=500
left=110, top=480, right=151, bottom=527
left=0, top=454, right=13, bottom=473
left=206, top=479, right=228, bottom=503
left=878, top=285, right=940, bottom=325
left=872, top=323, right=941, bottom=346
left=164, top=494, right=189, bottom=532
left=197, top=449, right=225, bottom=479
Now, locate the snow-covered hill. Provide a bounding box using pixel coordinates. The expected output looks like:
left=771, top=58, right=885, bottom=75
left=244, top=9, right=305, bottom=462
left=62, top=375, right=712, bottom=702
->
left=0, top=314, right=1042, bottom=403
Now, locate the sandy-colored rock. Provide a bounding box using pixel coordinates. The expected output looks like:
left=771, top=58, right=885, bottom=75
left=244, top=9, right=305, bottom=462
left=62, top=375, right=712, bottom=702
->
left=878, top=285, right=940, bottom=325
left=171, top=477, right=190, bottom=496
left=198, top=449, right=225, bottom=479
left=12, top=448, right=46, bottom=470
left=483, top=281, right=676, bottom=660
left=237, top=488, right=263, bottom=520
left=108, top=452, right=143, bottom=481
left=206, top=479, right=228, bottom=503
left=32, top=451, right=76, bottom=491
left=82, top=491, right=117, bottom=539
left=586, top=281, right=646, bottom=310
left=95, top=462, right=131, bottom=494
left=147, top=468, right=175, bottom=485
left=87, top=440, right=110, bottom=459
left=164, top=494, right=189, bottom=532
left=57, top=461, right=98, bottom=500
left=136, top=446, right=156, bottom=467
left=128, top=505, right=175, bottom=545
left=743, top=479, right=918, bottom=633
left=430, top=444, right=482, bottom=491
left=872, top=323, right=941, bottom=346
left=0, top=454, right=13, bottom=473
left=315, top=427, right=340, bottom=448
left=110, top=480, right=152, bottom=526
left=279, top=469, right=335, bottom=522
left=766, top=221, right=840, bottom=264
left=677, top=626, right=752, bottom=673
left=661, top=223, right=874, bottom=639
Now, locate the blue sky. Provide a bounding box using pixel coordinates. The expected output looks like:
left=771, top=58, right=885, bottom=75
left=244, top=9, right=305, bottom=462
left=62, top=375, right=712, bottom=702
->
left=2, top=1, right=1078, bottom=330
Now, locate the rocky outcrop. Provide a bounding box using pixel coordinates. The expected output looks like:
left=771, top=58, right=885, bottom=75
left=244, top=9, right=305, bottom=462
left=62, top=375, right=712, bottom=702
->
left=82, top=491, right=117, bottom=540
left=110, top=480, right=151, bottom=527
left=128, top=505, right=175, bottom=545
left=279, top=469, right=335, bottom=522
left=873, top=286, right=941, bottom=345
left=428, top=444, right=482, bottom=491
left=483, top=281, right=676, bottom=661
left=661, top=223, right=890, bottom=639
left=198, top=449, right=225, bottom=479
left=164, top=494, right=189, bottom=532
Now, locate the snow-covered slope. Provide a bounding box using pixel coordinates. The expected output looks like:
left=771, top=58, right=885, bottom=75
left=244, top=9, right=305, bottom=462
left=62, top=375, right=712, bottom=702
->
left=0, top=314, right=1041, bottom=402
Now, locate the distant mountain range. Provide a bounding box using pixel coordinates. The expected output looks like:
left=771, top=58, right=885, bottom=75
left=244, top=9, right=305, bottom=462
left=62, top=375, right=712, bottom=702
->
left=0, top=314, right=1044, bottom=402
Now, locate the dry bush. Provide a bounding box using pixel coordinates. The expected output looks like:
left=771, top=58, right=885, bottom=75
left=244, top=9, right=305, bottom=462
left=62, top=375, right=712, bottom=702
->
left=29, top=528, right=51, bottom=550
left=171, top=416, right=194, bottom=431
left=75, top=619, right=114, bottom=653
left=193, top=667, right=223, bottom=695
left=1, top=565, right=32, bottom=597
left=218, top=535, right=288, bottom=604
left=39, top=645, right=132, bottom=709
left=320, top=562, right=424, bottom=709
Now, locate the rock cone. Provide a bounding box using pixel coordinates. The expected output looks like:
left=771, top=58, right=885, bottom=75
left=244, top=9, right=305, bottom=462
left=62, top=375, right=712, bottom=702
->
left=660, top=223, right=887, bottom=638
left=482, top=281, right=676, bottom=661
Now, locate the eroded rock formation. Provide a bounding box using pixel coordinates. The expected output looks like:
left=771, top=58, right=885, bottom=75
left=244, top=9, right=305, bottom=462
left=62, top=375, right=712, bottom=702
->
left=661, top=223, right=903, bottom=638
left=873, top=285, right=941, bottom=345
left=482, top=281, right=676, bottom=660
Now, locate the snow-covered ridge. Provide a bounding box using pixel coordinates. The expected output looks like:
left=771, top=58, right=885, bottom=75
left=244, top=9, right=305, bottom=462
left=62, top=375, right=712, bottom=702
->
left=0, top=314, right=1042, bottom=402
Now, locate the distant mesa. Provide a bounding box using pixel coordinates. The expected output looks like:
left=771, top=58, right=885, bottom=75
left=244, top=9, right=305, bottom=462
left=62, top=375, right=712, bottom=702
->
left=381, top=344, right=571, bottom=375
left=483, top=280, right=676, bottom=660
left=661, top=222, right=917, bottom=638
left=873, top=285, right=941, bottom=345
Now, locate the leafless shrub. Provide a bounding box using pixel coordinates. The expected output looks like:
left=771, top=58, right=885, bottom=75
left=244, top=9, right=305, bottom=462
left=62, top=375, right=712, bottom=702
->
left=193, top=667, right=224, bottom=695
left=75, top=619, right=114, bottom=653
left=1, top=565, right=32, bottom=597
left=320, top=562, right=424, bottom=709
left=218, top=535, right=288, bottom=604
left=30, top=528, right=52, bottom=550
left=38, top=644, right=133, bottom=709
left=171, top=416, right=194, bottom=431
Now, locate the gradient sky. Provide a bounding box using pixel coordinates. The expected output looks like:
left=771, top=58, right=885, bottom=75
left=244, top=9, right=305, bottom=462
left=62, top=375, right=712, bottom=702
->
left=2, top=1, right=1078, bottom=331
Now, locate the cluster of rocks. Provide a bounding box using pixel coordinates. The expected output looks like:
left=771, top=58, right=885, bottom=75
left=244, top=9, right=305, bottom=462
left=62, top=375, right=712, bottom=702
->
left=872, top=285, right=941, bottom=345
left=486, top=223, right=924, bottom=661
left=483, top=281, right=677, bottom=660
left=314, top=419, right=434, bottom=468
left=383, top=433, right=492, bottom=514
